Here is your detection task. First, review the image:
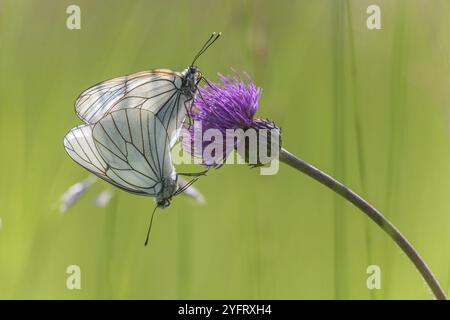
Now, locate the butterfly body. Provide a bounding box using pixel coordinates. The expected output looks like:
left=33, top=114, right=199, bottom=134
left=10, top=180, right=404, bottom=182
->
left=180, top=66, right=201, bottom=98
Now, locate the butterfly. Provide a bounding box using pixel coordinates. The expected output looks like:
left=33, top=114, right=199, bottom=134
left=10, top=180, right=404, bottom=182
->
left=64, top=33, right=220, bottom=244
left=74, top=32, right=221, bottom=147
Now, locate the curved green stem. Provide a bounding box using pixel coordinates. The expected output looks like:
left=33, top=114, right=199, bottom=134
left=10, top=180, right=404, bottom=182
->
left=279, top=147, right=446, bottom=300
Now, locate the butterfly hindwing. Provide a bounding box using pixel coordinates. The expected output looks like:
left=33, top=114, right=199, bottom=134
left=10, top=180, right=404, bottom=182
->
left=64, top=124, right=109, bottom=177
left=63, top=124, right=147, bottom=195
left=92, top=108, right=176, bottom=196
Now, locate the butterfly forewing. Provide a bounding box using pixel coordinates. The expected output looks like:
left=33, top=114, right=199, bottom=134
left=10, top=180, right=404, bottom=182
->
left=75, top=69, right=192, bottom=148
left=75, top=69, right=179, bottom=123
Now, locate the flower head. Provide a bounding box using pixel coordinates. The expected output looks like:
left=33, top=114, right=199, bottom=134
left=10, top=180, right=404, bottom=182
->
left=192, top=71, right=261, bottom=130
left=183, top=70, right=281, bottom=166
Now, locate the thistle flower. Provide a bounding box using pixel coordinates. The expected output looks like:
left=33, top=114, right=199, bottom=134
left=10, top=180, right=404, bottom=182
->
left=182, top=69, right=447, bottom=300
left=183, top=71, right=281, bottom=166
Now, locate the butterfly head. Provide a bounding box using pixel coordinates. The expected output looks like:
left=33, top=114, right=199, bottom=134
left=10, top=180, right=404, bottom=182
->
left=156, top=198, right=171, bottom=209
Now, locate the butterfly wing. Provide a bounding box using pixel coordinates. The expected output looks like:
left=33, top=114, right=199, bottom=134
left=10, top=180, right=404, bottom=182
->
left=92, top=108, right=176, bottom=196
left=75, top=69, right=193, bottom=147
left=64, top=124, right=147, bottom=195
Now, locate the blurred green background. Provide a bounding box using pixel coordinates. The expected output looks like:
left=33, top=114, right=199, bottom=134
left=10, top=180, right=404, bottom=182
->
left=1, top=0, right=450, bottom=299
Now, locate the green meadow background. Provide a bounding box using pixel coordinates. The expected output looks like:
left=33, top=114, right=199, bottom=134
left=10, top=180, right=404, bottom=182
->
left=1, top=0, right=450, bottom=299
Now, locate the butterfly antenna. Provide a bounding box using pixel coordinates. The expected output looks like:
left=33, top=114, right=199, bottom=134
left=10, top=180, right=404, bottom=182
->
left=191, top=32, right=221, bottom=66
left=144, top=205, right=158, bottom=246
left=193, top=33, right=215, bottom=61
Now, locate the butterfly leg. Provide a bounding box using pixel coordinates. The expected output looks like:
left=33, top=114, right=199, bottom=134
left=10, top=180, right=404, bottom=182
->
left=178, top=168, right=209, bottom=177
left=183, top=98, right=194, bottom=130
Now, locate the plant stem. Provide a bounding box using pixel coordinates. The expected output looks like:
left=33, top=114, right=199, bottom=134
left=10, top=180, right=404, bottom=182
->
left=279, top=147, right=446, bottom=300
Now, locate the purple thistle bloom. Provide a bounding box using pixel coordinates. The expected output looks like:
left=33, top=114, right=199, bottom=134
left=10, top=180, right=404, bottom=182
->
left=193, top=72, right=261, bottom=130
left=183, top=70, right=280, bottom=166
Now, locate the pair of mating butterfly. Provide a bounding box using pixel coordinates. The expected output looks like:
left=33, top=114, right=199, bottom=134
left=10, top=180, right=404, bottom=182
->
left=64, top=33, right=221, bottom=245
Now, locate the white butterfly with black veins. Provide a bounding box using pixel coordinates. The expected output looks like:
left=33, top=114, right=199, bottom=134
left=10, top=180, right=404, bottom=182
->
left=75, top=32, right=220, bottom=147
left=64, top=33, right=220, bottom=244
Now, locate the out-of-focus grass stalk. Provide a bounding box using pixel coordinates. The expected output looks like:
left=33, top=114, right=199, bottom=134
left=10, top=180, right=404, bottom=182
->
left=345, top=0, right=374, bottom=299
left=279, top=148, right=447, bottom=300
left=250, top=0, right=269, bottom=298
left=332, top=0, right=347, bottom=299
left=385, top=1, right=407, bottom=296
left=97, top=193, right=119, bottom=298
left=177, top=210, right=192, bottom=298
